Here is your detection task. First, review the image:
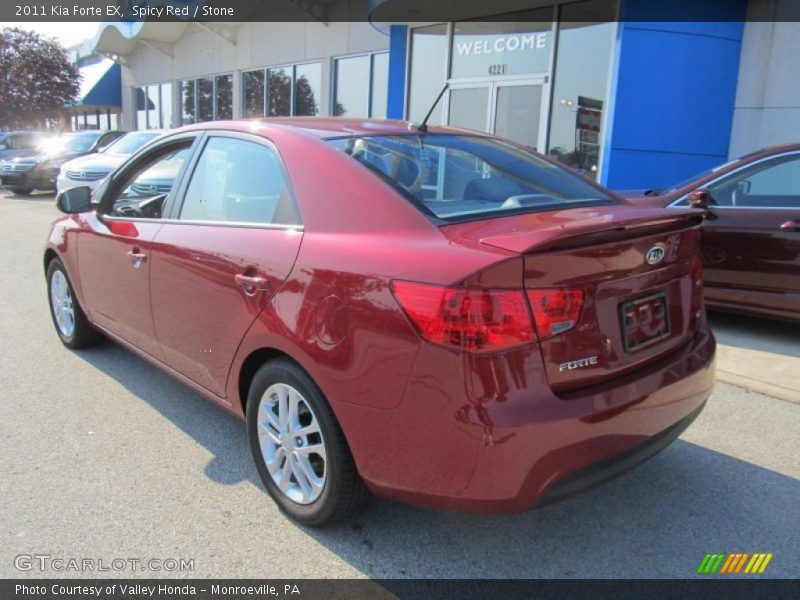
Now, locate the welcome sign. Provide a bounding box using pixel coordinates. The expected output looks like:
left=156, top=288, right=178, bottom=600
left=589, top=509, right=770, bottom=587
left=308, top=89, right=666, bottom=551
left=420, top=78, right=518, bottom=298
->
left=451, top=28, right=551, bottom=78
left=455, top=32, right=549, bottom=57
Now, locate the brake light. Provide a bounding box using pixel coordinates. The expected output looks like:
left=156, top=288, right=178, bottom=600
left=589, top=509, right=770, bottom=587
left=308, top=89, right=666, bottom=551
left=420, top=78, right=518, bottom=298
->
left=526, top=289, right=584, bottom=340
left=391, top=281, right=535, bottom=352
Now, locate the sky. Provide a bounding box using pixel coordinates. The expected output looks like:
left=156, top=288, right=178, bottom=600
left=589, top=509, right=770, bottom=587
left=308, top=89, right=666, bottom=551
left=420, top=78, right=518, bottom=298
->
left=3, top=22, right=101, bottom=47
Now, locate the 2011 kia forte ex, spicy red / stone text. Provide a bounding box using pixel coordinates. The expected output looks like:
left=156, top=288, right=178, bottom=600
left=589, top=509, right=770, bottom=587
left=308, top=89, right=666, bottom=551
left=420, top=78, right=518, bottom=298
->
left=44, top=119, right=716, bottom=526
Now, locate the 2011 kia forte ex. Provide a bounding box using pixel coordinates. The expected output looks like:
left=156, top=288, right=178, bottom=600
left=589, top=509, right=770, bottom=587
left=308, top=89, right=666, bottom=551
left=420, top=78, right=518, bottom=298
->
left=44, top=119, right=716, bottom=526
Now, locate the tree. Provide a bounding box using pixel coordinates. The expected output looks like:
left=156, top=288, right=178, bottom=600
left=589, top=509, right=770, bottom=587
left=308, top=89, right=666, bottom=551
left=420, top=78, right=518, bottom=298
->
left=0, top=27, right=81, bottom=129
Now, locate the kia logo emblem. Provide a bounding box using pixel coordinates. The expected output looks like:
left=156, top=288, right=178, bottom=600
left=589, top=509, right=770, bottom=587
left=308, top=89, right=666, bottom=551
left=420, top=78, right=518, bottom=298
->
left=646, top=244, right=666, bottom=265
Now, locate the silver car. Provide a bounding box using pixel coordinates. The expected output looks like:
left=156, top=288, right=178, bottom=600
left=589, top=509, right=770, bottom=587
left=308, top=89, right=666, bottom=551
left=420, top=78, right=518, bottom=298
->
left=56, top=131, right=164, bottom=194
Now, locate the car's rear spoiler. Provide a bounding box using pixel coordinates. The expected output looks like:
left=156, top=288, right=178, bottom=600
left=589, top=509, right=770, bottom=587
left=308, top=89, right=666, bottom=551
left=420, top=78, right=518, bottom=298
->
left=468, top=207, right=704, bottom=254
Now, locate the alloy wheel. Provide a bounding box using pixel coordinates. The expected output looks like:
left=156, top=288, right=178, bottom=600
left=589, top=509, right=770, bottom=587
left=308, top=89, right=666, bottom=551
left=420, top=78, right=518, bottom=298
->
left=50, top=270, right=75, bottom=338
left=257, top=383, right=327, bottom=504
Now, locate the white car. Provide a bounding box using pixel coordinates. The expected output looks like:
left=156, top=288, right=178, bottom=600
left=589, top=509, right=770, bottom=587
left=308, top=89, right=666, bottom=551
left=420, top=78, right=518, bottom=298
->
left=56, top=130, right=164, bottom=194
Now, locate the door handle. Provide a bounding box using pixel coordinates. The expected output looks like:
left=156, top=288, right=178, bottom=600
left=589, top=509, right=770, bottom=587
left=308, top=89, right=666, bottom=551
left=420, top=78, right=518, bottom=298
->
left=126, top=248, right=147, bottom=268
left=780, top=220, right=800, bottom=232
left=234, top=273, right=270, bottom=296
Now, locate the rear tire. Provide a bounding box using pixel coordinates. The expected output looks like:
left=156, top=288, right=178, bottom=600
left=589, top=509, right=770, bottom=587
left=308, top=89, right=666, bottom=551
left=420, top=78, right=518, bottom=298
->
left=11, top=187, right=32, bottom=195
left=46, top=258, right=103, bottom=349
left=246, top=358, right=369, bottom=526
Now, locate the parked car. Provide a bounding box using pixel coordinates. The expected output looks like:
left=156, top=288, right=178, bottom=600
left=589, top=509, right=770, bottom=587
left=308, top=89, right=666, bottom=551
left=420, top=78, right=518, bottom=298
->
left=622, top=144, right=800, bottom=322
left=45, top=119, right=715, bottom=526
left=0, top=130, right=124, bottom=195
left=56, top=130, right=164, bottom=194
left=0, top=131, right=45, bottom=161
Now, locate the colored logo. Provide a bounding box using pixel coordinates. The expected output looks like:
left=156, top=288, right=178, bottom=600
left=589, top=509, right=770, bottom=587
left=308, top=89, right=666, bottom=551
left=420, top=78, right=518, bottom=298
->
left=696, top=552, right=773, bottom=575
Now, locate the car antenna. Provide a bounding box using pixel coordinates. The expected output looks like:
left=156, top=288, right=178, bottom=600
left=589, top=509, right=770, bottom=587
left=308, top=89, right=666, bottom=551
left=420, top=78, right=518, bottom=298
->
left=409, top=83, right=448, bottom=135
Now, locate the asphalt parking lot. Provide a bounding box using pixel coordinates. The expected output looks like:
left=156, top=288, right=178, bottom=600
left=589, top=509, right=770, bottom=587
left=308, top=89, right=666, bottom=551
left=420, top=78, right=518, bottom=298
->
left=0, top=189, right=798, bottom=579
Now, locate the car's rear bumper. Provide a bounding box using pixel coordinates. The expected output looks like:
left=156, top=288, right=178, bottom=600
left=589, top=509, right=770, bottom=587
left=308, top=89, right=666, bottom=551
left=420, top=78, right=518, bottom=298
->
left=343, top=319, right=716, bottom=513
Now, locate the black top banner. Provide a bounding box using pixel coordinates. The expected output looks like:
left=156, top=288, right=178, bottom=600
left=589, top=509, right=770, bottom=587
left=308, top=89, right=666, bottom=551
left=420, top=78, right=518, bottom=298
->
left=1, top=0, right=799, bottom=23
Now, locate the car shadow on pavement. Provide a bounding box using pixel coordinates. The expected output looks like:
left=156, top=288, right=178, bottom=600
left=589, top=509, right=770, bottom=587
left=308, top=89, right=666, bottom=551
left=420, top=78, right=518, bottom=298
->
left=73, top=342, right=799, bottom=578
left=73, top=342, right=259, bottom=488
left=1, top=190, right=56, bottom=202
left=709, top=311, right=800, bottom=359
left=308, top=441, right=799, bottom=578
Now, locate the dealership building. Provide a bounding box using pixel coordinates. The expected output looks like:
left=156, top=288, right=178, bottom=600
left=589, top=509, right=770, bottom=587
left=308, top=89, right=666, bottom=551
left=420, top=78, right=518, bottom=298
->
left=87, top=0, right=798, bottom=189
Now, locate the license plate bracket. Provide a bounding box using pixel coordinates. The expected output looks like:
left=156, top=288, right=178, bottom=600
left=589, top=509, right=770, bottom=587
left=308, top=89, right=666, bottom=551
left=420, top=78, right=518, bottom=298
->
left=620, top=292, right=670, bottom=353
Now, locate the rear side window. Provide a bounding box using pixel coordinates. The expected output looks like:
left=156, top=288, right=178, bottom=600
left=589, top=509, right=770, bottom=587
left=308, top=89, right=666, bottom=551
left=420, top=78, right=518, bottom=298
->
left=327, top=134, right=616, bottom=222
left=179, top=137, right=299, bottom=226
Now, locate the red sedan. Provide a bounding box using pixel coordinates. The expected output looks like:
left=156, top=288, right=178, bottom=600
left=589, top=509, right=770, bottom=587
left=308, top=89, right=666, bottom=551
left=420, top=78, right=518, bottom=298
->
left=623, top=144, right=800, bottom=322
left=45, top=119, right=715, bottom=526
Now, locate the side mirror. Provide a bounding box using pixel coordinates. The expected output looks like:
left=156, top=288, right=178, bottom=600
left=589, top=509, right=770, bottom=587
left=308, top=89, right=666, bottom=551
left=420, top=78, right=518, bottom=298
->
left=56, top=186, right=92, bottom=214
left=689, top=188, right=711, bottom=209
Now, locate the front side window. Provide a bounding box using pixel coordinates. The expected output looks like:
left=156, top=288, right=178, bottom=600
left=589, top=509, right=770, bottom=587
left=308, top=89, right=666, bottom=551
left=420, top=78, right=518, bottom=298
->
left=704, top=154, right=800, bottom=208
left=179, top=137, right=299, bottom=226
left=106, top=145, right=191, bottom=219
left=328, top=134, right=615, bottom=222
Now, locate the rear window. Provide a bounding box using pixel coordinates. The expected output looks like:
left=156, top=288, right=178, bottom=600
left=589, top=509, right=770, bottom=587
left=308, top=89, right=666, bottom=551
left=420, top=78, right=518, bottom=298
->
left=327, top=134, right=616, bottom=222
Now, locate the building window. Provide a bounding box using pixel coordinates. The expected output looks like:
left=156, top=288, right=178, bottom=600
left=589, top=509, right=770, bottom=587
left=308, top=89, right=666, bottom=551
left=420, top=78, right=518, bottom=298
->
left=179, top=74, right=234, bottom=125
left=243, top=70, right=265, bottom=118
left=405, top=1, right=616, bottom=179
left=133, top=83, right=172, bottom=129
left=241, top=62, right=322, bottom=118
left=333, top=52, right=389, bottom=119
left=134, top=82, right=173, bottom=129
left=546, top=0, right=616, bottom=179
left=407, top=24, right=448, bottom=124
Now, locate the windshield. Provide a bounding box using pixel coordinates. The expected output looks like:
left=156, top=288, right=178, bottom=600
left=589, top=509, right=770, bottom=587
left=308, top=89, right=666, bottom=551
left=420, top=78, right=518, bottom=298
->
left=660, top=157, right=743, bottom=196
left=327, top=134, right=616, bottom=222
left=45, top=132, right=101, bottom=155
left=105, top=132, right=160, bottom=156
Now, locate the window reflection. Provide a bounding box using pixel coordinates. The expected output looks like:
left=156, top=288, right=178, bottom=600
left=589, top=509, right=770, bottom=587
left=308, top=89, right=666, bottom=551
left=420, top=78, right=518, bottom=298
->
left=243, top=70, right=265, bottom=117
left=216, top=74, right=233, bottom=120
left=408, top=24, right=448, bottom=124
left=334, top=55, right=370, bottom=117
left=268, top=67, right=292, bottom=116
left=547, top=0, right=616, bottom=179
left=295, top=62, right=321, bottom=116
left=181, top=80, right=195, bottom=125
left=371, top=52, right=389, bottom=119
left=197, top=77, right=213, bottom=122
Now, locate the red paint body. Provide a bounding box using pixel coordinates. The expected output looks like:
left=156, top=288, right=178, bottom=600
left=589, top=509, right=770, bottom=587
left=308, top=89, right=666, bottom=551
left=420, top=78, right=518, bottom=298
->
left=623, top=144, right=800, bottom=322
left=45, top=119, right=716, bottom=512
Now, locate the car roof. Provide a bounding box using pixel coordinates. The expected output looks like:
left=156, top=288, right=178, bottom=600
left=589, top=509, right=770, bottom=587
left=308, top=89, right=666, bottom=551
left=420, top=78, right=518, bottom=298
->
left=177, top=118, right=485, bottom=140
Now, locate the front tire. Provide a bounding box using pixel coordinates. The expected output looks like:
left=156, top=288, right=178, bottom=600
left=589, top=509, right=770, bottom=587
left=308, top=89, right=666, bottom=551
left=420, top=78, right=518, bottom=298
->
left=46, top=258, right=103, bottom=349
left=246, top=359, right=369, bottom=526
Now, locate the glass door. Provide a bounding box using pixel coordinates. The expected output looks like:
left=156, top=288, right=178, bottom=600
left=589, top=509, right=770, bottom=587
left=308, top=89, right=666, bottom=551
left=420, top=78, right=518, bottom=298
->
left=494, top=82, right=544, bottom=149
left=445, top=76, right=547, bottom=150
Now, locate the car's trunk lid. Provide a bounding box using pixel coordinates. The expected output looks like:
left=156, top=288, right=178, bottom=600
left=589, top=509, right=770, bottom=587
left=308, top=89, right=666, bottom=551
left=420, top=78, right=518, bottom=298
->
left=443, top=205, right=705, bottom=391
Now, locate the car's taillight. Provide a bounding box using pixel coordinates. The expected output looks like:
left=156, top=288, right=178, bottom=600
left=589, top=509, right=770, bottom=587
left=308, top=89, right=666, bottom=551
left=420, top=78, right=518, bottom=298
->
left=391, top=281, right=535, bottom=352
left=526, top=289, right=584, bottom=340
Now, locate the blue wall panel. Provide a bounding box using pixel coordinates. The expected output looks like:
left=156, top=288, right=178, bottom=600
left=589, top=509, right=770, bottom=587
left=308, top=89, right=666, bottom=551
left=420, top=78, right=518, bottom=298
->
left=387, top=25, right=408, bottom=119
left=603, top=0, right=746, bottom=190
